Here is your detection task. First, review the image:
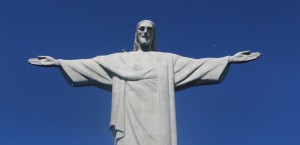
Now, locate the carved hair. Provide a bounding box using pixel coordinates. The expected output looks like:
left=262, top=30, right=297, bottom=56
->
left=133, top=20, right=156, bottom=51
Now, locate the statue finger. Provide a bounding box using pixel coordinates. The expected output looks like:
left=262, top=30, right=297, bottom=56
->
left=251, top=52, right=260, bottom=55
left=252, top=52, right=261, bottom=57
left=246, top=53, right=260, bottom=58
left=29, top=61, right=42, bottom=65
left=29, top=60, right=41, bottom=64
left=247, top=55, right=258, bottom=58
left=248, top=54, right=259, bottom=58
left=28, top=59, right=40, bottom=63
left=245, top=56, right=258, bottom=61
left=28, top=58, right=38, bottom=62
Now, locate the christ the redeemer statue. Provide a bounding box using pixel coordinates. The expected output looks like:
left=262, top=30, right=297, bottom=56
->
left=28, top=20, right=261, bottom=145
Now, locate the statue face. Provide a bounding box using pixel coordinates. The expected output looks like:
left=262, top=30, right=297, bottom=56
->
left=137, top=21, right=154, bottom=47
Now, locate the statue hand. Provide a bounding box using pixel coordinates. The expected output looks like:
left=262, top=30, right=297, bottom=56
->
left=28, top=56, right=60, bottom=67
left=229, top=50, right=261, bottom=63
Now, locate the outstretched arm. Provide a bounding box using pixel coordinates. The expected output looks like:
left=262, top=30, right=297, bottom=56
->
left=229, top=50, right=261, bottom=64
left=28, top=56, right=60, bottom=67
left=28, top=56, right=113, bottom=90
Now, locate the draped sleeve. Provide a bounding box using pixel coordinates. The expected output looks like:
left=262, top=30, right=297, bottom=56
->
left=58, top=58, right=113, bottom=91
left=174, top=55, right=230, bottom=91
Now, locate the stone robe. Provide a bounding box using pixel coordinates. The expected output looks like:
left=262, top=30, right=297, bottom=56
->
left=58, top=51, right=230, bottom=145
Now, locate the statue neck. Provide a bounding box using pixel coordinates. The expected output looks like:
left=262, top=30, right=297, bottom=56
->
left=138, top=45, right=152, bottom=52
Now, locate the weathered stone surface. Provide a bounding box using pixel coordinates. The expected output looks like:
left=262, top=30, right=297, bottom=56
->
left=28, top=20, right=261, bottom=145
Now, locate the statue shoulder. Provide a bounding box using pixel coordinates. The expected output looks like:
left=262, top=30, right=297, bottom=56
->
left=93, top=52, right=124, bottom=61
left=159, top=52, right=182, bottom=61
left=154, top=51, right=181, bottom=57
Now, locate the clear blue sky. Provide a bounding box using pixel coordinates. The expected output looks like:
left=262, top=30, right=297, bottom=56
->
left=0, top=0, right=299, bottom=145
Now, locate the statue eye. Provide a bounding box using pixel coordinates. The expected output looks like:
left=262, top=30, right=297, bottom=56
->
left=147, top=27, right=153, bottom=31
left=139, top=26, right=145, bottom=31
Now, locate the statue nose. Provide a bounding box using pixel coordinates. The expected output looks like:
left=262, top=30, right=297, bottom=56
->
left=141, top=32, right=148, bottom=37
left=144, top=28, right=149, bottom=33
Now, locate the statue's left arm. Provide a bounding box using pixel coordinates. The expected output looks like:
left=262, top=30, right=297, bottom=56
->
left=28, top=56, right=113, bottom=91
left=174, top=51, right=261, bottom=91
left=57, top=58, right=113, bottom=91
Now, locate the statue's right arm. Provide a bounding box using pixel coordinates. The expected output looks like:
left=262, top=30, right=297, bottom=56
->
left=28, top=56, right=60, bottom=67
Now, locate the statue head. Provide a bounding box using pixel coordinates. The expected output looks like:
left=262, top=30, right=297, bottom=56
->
left=133, top=20, right=156, bottom=51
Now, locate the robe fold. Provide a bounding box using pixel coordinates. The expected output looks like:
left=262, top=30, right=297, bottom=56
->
left=58, top=52, right=230, bottom=145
